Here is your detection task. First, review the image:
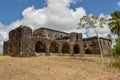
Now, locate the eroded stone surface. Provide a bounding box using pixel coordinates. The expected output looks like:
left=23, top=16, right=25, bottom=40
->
left=3, top=25, right=111, bottom=57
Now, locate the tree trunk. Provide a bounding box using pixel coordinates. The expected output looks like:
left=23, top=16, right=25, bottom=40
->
left=94, top=28, right=104, bottom=63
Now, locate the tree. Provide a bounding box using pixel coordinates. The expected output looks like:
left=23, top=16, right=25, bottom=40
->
left=112, top=37, right=120, bottom=62
left=108, top=11, right=120, bottom=64
left=108, top=11, right=120, bottom=36
left=78, top=15, right=106, bottom=63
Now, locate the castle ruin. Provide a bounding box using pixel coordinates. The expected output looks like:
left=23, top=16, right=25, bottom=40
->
left=3, top=25, right=112, bottom=57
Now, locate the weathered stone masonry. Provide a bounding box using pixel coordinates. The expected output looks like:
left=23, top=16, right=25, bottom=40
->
left=3, top=25, right=112, bottom=57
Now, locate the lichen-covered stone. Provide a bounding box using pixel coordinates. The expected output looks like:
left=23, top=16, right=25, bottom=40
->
left=3, top=25, right=112, bottom=57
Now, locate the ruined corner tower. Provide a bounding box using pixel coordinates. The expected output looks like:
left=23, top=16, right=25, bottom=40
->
left=3, top=25, right=34, bottom=57
left=69, top=32, right=84, bottom=56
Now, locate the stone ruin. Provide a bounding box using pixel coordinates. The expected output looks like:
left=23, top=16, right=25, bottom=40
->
left=3, top=25, right=112, bottom=57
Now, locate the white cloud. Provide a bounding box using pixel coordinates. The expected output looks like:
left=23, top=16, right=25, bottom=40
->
left=88, top=26, right=110, bottom=38
left=16, top=0, right=86, bottom=30
left=117, top=1, right=120, bottom=6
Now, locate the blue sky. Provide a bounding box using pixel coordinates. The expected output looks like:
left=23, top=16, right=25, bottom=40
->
left=0, top=0, right=119, bottom=25
left=0, top=0, right=46, bottom=25
left=71, top=0, right=120, bottom=15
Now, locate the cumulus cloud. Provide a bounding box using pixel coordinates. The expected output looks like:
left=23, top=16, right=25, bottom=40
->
left=87, top=26, right=110, bottom=38
left=117, top=1, right=120, bottom=6
left=6, top=0, right=86, bottom=31
left=20, top=0, right=86, bottom=30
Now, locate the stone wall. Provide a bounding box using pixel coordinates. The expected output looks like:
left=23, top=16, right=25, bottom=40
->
left=3, top=25, right=35, bottom=57
left=100, top=38, right=111, bottom=55
left=20, top=26, right=35, bottom=57
left=6, top=26, right=23, bottom=56
left=83, top=37, right=111, bottom=55
left=69, top=32, right=84, bottom=56
left=3, top=25, right=111, bottom=57
left=3, top=40, right=11, bottom=55
left=33, top=28, right=70, bottom=40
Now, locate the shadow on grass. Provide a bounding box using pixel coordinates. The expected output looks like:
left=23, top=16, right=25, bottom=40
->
left=112, top=62, right=120, bottom=69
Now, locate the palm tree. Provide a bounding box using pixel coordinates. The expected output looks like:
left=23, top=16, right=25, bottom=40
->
left=108, top=11, right=120, bottom=36
left=78, top=15, right=106, bottom=63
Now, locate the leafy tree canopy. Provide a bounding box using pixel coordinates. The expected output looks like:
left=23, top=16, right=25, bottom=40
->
left=78, top=15, right=106, bottom=29
left=108, top=11, right=120, bottom=36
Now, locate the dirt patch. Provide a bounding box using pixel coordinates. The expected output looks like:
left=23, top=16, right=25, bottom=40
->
left=0, top=56, right=119, bottom=80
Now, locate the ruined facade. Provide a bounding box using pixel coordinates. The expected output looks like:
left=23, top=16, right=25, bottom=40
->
left=83, top=37, right=111, bottom=55
left=3, top=25, right=111, bottom=57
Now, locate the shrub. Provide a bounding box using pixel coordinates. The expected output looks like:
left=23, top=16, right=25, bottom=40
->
left=112, top=37, right=120, bottom=62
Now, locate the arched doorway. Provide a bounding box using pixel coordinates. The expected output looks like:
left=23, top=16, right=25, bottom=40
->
left=50, top=41, right=58, bottom=53
left=35, top=41, right=46, bottom=53
left=73, top=44, right=80, bottom=54
left=62, top=42, right=70, bottom=53
left=85, top=48, right=92, bottom=54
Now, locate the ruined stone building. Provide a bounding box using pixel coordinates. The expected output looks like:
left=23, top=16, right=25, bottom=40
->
left=3, top=25, right=112, bottom=57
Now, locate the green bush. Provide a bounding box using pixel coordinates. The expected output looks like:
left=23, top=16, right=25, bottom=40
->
left=112, top=37, right=120, bottom=62
left=112, top=61, right=120, bottom=68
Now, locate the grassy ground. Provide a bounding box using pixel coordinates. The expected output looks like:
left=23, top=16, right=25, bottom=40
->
left=0, top=55, right=120, bottom=80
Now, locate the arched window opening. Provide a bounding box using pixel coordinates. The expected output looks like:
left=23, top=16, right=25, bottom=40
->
left=35, top=41, right=46, bottom=53
left=85, top=48, right=92, bottom=54
left=73, top=44, right=80, bottom=54
left=50, top=41, right=58, bottom=53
